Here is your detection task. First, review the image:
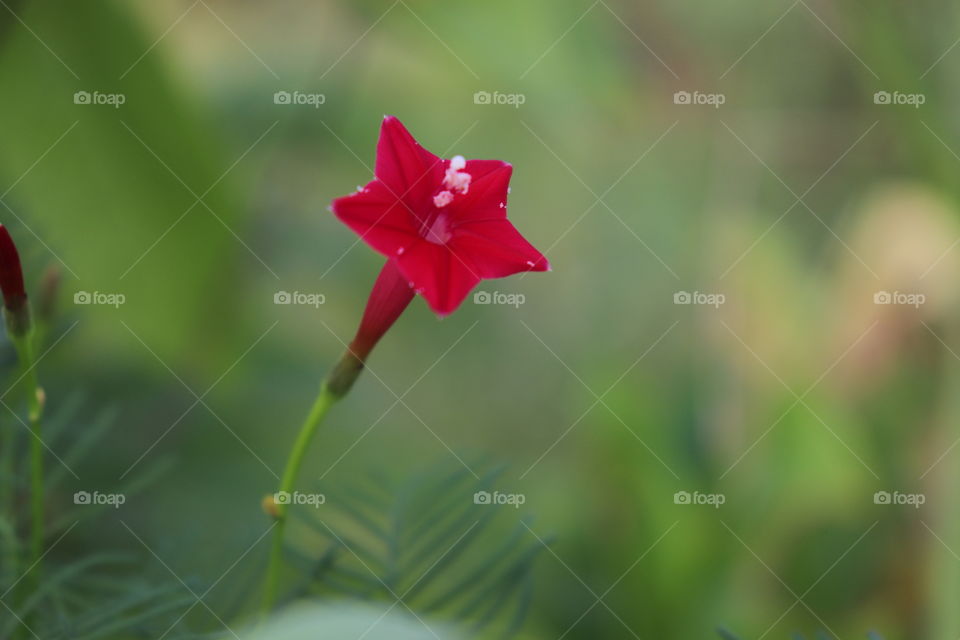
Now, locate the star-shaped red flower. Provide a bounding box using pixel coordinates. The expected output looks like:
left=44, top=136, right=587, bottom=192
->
left=331, top=116, right=550, bottom=315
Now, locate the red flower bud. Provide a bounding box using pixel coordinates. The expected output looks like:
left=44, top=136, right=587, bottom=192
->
left=0, top=224, right=30, bottom=336
left=0, top=225, right=26, bottom=310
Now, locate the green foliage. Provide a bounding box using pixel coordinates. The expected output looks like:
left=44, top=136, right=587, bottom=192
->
left=281, top=464, right=548, bottom=638
left=1, top=378, right=191, bottom=638
left=717, top=630, right=884, bottom=640
left=0, top=0, right=246, bottom=368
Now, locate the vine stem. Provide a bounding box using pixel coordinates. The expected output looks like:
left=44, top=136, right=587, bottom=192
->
left=0, top=414, right=16, bottom=591
left=262, top=383, right=338, bottom=611
left=11, top=331, right=43, bottom=592
left=260, top=265, right=395, bottom=614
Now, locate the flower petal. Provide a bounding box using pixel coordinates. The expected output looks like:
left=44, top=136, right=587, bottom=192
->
left=451, top=219, right=550, bottom=278
left=376, top=116, right=444, bottom=208
left=447, top=160, right=512, bottom=225
left=394, top=241, right=482, bottom=315
left=331, top=180, right=419, bottom=257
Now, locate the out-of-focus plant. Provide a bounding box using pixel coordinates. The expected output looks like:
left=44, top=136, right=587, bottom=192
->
left=0, top=226, right=194, bottom=639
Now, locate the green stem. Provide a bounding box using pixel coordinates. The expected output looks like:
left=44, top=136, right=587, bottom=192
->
left=11, top=332, right=43, bottom=588
left=0, top=401, right=15, bottom=588
left=262, top=382, right=339, bottom=611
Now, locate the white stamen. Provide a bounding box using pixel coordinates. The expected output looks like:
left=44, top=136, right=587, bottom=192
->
left=443, top=155, right=472, bottom=195
left=433, top=190, right=454, bottom=208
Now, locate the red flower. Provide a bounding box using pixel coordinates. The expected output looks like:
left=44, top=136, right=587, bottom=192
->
left=331, top=116, right=550, bottom=316
left=0, top=225, right=26, bottom=312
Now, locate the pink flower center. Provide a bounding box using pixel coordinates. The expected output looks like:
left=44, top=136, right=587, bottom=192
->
left=424, top=212, right=452, bottom=244
left=420, top=155, right=472, bottom=244
left=432, top=155, right=471, bottom=210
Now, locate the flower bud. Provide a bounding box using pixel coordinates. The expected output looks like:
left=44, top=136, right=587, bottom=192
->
left=262, top=494, right=281, bottom=519
left=36, top=264, right=61, bottom=324
left=0, top=225, right=30, bottom=337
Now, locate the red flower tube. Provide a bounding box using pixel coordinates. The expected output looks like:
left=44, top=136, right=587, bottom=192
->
left=327, top=260, right=414, bottom=397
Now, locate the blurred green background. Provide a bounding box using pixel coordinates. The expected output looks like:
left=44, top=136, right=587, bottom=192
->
left=2, top=0, right=960, bottom=637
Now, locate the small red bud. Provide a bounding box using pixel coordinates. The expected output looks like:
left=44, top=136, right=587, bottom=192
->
left=0, top=225, right=30, bottom=337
